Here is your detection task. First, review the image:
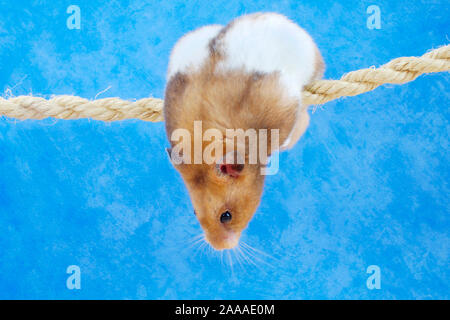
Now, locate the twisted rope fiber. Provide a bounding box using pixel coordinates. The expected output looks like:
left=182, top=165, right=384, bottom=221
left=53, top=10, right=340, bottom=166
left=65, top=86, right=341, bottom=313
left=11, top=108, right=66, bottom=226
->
left=1, top=45, right=449, bottom=122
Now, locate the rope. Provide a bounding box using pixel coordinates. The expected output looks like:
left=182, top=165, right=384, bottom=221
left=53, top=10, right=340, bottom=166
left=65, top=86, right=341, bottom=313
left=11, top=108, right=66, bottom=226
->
left=1, top=45, right=448, bottom=122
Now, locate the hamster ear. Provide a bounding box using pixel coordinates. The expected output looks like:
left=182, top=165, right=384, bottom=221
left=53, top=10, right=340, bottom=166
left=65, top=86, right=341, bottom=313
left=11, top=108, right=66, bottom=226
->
left=166, top=147, right=184, bottom=166
left=216, top=151, right=244, bottom=177
left=165, top=147, right=174, bottom=163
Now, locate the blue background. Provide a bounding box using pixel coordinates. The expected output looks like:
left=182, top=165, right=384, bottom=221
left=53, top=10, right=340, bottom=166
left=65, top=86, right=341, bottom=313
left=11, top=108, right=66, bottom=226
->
left=0, top=0, right=449, bottom=299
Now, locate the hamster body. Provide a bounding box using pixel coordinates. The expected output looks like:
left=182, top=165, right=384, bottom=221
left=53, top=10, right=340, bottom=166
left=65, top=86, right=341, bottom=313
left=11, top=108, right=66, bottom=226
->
left=164, top=13, right=324, bottom=250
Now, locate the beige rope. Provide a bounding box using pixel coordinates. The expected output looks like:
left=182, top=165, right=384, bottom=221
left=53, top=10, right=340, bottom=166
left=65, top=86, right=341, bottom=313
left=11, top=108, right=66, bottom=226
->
left=1, top=45, right=449, bottom=122
left=303, top=45, right=450, bottom=104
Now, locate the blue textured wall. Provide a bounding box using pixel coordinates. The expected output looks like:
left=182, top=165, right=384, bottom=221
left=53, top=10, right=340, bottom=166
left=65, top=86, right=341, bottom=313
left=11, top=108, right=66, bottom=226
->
left=0, top=0, right=448, bottom=299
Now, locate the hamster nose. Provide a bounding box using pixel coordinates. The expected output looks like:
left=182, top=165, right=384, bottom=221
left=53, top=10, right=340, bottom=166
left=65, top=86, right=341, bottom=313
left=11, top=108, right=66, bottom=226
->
left=206, top=232, right=239, bottom=250
left=222, top=235, right=239, bottom=249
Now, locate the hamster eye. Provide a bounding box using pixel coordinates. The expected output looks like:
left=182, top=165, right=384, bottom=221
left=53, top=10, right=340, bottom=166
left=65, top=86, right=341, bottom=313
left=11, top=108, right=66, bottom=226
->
left=220, top=211, right=232, bottom=223
left=193, top=210, right=197, bottom=216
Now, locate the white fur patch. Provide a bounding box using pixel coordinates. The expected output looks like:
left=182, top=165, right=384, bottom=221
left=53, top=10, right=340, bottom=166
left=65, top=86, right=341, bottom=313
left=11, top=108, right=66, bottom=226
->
left=167, top=24, right=223, bottom=80
left=216, top=13, right=317, bottom=99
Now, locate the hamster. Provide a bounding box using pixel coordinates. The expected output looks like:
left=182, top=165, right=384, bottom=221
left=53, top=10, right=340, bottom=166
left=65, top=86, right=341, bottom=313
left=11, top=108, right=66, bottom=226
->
left=164, top=13, right=324, bottom=250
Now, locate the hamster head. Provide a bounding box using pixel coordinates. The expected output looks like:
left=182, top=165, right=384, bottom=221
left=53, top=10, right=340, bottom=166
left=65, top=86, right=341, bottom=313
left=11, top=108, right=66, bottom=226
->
left=170, top=157, right=265, bottom=250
